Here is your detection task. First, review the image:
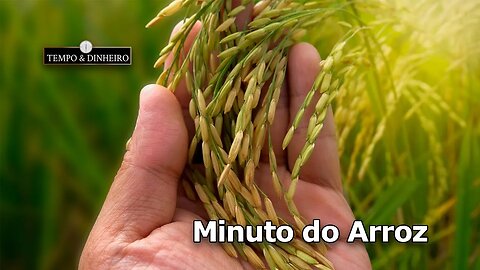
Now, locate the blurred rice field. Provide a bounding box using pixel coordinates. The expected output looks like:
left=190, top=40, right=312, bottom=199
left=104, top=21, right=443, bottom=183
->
left=1, top=0, right=479, bottom=269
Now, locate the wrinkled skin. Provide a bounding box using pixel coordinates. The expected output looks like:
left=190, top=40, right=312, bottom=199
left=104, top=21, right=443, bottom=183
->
left=80, top=4, right=371, bottom=270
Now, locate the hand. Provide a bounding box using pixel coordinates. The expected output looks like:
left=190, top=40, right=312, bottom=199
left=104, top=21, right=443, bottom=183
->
left=80, top=19, right=371, bottom=270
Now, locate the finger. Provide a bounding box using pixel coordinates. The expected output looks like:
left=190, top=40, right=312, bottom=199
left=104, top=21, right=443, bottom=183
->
left=232, top=0, right=253, bottom=30
left=165, top=21, right=202, bottom=70
left=287, top=43, right=342, bottom=191
left=165, top=21, right=202, bottom=139
left=260, top=82, right=289, bottom=165
left=90, top=85, right=188, bottom=242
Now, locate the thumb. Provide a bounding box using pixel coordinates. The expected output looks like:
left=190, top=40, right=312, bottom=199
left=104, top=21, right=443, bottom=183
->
left=91, top=84, right=188, bottom=242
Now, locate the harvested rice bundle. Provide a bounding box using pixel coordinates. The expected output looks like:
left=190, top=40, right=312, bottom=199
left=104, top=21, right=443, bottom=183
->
left=147, top=1, right=354, bottom=269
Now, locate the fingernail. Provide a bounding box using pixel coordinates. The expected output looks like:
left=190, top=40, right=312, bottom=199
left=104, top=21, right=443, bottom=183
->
left=140, top=84, right=159, bottom=102
left=125, top=137, right=132, bottom=150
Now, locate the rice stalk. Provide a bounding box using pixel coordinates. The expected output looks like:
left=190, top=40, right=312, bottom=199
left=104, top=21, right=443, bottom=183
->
left=147, top=0, right=477, bottom=268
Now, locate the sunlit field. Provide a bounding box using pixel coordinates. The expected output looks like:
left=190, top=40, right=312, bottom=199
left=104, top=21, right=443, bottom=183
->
left=1, top=0, right=479, bottom=269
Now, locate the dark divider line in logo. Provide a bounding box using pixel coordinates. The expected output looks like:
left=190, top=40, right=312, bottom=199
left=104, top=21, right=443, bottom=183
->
left=44, top=40, right=131, bottom=66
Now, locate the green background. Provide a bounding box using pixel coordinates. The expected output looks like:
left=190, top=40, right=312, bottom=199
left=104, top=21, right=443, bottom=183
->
left=1, top=0, right=479, bottom=269
left=1, top=1, right=177, bottom=268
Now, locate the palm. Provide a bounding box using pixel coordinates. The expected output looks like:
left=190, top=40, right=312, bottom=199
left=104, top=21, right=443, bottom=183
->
left=112, top=162, right=368, bottom=269
left=111, top=214, right=246, bottom=269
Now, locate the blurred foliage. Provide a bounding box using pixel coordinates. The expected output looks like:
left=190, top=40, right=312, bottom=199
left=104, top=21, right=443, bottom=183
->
left=1, top=0, right=175, bottom=268
left=0, top=0, right=479, bottom=269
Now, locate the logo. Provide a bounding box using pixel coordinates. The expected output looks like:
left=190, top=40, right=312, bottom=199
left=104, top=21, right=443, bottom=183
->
left=43, top=40, right=131, bottom=65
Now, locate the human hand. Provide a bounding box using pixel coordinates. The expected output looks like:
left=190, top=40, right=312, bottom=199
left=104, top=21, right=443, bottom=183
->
left=80, top=17, right=371, bottom=270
